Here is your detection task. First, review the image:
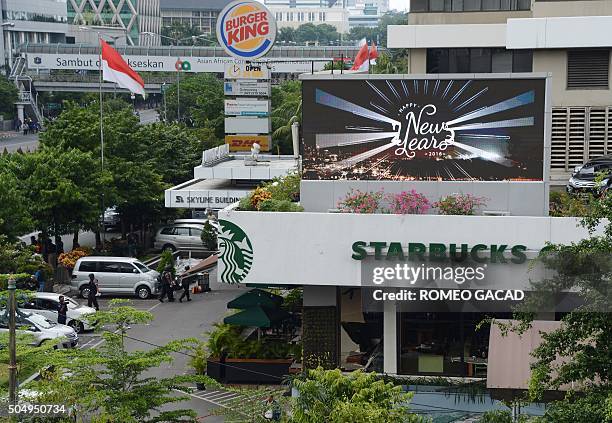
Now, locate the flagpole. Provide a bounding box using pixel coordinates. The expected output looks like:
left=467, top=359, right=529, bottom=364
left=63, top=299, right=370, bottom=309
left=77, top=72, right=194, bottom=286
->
left=98, top=33, right=106, bottom=247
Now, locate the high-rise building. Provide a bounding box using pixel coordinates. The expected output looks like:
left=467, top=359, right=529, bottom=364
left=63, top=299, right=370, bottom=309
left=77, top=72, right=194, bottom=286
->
left=66, top=0, right=161, bottom=45
left=160, top=0, right=230, bottom=36
left=0, top=0, right=68, bottom=70
left=389, top=0, right=612, bottom=183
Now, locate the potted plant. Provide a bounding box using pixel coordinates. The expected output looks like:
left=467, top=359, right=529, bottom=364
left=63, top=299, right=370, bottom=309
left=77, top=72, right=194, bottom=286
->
left=189, top=341, right=208, bottom=390
left=434, top=193, right=487, bottom=215
left=337, top=189, right=384, bottom=213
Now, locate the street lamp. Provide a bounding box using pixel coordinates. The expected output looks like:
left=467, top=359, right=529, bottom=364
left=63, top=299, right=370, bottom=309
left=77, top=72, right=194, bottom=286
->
left=7, top=277, right=16, bottom=405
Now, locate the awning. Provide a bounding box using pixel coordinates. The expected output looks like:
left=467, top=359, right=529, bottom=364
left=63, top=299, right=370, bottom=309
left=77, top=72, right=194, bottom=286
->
left=227, top=288, right=283, bottom=310
left=223, top=306, right=290, bottom=328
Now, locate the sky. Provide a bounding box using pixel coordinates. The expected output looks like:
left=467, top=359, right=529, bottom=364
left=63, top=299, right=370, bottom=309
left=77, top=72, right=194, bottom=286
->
left=389, top=0, right=409, bottom=11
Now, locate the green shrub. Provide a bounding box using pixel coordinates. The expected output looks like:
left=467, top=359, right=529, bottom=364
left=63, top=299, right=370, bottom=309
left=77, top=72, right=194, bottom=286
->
left=257, top=199, right=304, bottom=212
left=200, top=221, right=217, bottom=252
left=549, top=191, right=589, bottom=217
left=156, top=249, right=175, bottom=276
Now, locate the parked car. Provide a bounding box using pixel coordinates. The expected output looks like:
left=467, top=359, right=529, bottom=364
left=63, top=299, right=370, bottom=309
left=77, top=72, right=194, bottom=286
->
left=100, top=206, right=121, bottom=229
left=153, top=219, right=219, bottom=252
left=19, top=293, right=96, bottom=333
left=0, top=310, right=78, bottom=348
left=71, top=257, right=160, bottom=300
left=567, top=155, right=612, bottom=194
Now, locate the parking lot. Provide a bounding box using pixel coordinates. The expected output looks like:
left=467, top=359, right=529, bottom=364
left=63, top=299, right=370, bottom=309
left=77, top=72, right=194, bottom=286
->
left=65, top=272, right=247, bottom=421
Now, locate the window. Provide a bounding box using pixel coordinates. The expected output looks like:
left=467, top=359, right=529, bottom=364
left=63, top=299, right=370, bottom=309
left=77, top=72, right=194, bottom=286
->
left=287, top=12, right=293, bottom=21
left=174, top=227, right=190, bottom=236
left=36, top=299, right=58, bottom=311
left=427, top=48, right=533, bottom=73
left=99, top=262, right=122, bottom=273
left=319, top=12, right=326, bottom=21
left=160, top=227, right=174, bottom=235
left=567, top=49, right=610, bottom=90
left=190, top=228, right=202, bottom=237
left=78, top=261, right=97, bottom=272
left=411, top=0, right=530, bottom=11
left=120, top=263, right=138, bottom=273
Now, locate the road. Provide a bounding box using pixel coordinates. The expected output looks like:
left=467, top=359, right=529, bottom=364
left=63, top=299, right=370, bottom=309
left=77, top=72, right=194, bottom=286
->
left=71, top=270, right=253, bottom=421
left=0, top=132, right=38, bottom=153
left=139, top=108, right=159, bottom=125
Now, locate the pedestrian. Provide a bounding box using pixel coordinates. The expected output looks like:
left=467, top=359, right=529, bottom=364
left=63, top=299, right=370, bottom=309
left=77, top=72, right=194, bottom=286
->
left=159, top=268, right=174, bottom=302
left=57, top=295, right=68, bottom=325
left=127, top=232, right=137, bottom=257
left=29, top=235, right=37, bottom=246
left=33, top=265, right=46, bottom=292
left=86, top=273, right=100, bottom=311
left=55, top=235, right=64, bottom=255
left=46, top=238, right=57, bottom=268
left=179, top=266, right=191, bottom=303
left=15, top=118, right=21, bottom=132
left=22, top=122, right=28, bottom=135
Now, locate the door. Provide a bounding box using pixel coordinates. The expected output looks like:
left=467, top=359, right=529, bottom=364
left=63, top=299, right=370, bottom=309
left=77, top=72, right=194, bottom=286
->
left=173, top=227, right=191, bottom=249
left=188, top=227, right=204, bottom=250
left=119, top=262, right=141, bottom=292
left=97, top=261, right=124, bottom=293
left=35, top=298, right=59, bottom=323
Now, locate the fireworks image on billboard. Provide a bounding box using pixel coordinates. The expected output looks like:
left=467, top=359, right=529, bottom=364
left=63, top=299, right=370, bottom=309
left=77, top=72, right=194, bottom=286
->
left=302, top=78, right=545, bottom=181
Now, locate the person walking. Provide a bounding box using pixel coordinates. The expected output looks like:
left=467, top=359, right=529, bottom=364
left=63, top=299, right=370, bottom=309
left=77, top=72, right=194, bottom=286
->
left=57, top=296, right=68, bottom=325
left=159, top=268, right=175, bottom=302
left=33, top=265, right=45, bottom=292
left=87, top=273, right=100, bottom=311
left=179, top=266, right=191, bottom=303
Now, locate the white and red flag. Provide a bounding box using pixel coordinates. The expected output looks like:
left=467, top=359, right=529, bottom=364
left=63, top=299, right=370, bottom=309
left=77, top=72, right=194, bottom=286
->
left=350, top=38, right=379, bottom=72
left=100, top=39, right=145, bottom=97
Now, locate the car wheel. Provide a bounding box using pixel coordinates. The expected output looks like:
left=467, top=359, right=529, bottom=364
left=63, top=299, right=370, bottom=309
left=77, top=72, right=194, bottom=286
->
left=163, top=244, right=176, bottom=252
left=136, top=285, right=151, bottom=299
left=68, top=320, right=84, bottom=334
left=80, top=286, right=91, bottom=299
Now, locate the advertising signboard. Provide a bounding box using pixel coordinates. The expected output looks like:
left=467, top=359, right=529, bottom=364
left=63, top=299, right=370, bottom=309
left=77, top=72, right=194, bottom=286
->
left=301, top=77, right=546, bottom=181
left=225, top=117, right=270, bottom=134
left=224, top=62, right=269, bottom=80
left=216, top=0, right=277, bottom=60
left=26, top=54, right=322, bottom=74
left=224, top=80, right=270, bottom=96
left=225, top=99, right=270, bottom=116
left=225, top=135, right=271, bottom=151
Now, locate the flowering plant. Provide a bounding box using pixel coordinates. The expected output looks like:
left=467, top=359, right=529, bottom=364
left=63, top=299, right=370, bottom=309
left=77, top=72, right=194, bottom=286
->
left=387, top=190, right=431, bottom=214
left=434, top=193, right=487, bottom=215
left=250, top=187, right=273, bottom=210
left=337, top=189, right=384, bottom=214
left=58, top=247, right=91, bottom=269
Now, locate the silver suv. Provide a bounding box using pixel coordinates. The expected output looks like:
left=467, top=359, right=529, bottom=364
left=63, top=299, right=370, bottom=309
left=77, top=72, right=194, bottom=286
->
left=153, top=219, right=218, bottom=252
left=71, top=257, right=160, bottom=299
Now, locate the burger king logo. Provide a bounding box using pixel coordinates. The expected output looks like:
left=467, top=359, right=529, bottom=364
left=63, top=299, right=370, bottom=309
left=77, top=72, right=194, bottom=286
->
left=216, top=0, right=277, bottom=60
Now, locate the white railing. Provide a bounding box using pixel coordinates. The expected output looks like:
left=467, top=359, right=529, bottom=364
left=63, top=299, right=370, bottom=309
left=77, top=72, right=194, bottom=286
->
left=201, top=144, right=230, bottom=165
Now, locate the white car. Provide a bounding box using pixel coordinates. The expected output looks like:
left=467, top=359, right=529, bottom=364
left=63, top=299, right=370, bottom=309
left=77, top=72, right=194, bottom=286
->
left=0, top=310, right=78, bottom=348
left=19, top=293, right=96, bottom=333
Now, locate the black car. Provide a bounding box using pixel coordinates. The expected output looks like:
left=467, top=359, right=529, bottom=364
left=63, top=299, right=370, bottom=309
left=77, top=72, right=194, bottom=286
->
left=566, top=155, right=612, bottom=195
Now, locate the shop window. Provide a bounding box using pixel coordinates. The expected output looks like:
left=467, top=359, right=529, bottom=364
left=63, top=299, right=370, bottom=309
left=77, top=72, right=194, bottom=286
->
left=471, top=48, right=492, bottom=73
left=427, top=48, right=532, bottom=73
left=567, top=49, right=610, bottom=90
left=512, top=49, right=533, bottom=72
left=427, top=48, right=449, bottom=73
left=449, top=48, right=470, bottom=73
left=491, top=48, right=512, bottom=72
left=463, top=0, right=482, bottom=11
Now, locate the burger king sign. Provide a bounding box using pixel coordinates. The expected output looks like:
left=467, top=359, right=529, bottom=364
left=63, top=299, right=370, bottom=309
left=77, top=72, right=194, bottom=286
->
left=217, top=0, right=277, bottom=60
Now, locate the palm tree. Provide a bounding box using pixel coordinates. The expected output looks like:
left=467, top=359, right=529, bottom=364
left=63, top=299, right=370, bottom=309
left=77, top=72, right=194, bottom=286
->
left=271, top=82, right=302, bottom=154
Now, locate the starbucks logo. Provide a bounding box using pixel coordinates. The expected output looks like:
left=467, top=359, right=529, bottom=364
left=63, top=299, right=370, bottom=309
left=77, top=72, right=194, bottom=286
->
left=218, top=220, right=253, bottom=284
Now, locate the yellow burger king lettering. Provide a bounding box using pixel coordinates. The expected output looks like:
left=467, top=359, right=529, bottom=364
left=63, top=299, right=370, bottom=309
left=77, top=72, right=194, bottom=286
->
left=217, top=1, right=277, bottom=60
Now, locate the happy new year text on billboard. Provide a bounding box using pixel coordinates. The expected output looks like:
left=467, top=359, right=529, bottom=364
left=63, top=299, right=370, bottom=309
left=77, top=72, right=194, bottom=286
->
left=301, top=78, right=546, bottom=181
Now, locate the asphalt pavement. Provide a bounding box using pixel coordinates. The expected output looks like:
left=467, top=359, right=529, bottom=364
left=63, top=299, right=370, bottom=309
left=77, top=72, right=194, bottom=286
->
left=69, top=269, right=250, bottom=422
left=0, top=131, right=38, bottom=153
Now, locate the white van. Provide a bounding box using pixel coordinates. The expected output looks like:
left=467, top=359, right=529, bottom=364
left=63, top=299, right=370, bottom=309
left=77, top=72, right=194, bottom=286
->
left=71, top=257, right=160, bottom=299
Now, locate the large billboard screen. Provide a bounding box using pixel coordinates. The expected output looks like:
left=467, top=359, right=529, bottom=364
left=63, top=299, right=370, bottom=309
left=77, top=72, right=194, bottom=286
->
left=302, top=77, right=546, bottom=181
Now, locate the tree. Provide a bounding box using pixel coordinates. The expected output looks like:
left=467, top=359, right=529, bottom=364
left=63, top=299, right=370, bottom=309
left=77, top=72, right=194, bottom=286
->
left=0, top=166, right=32, bottom=240
left=499, top=191, right=612, bottom=422
left=4, top=147, right=104, bottom=240
left=0, top=76, right=17, bottom=121
left=291, top=368, right=423, bottom=423
left=162, top=73, right=224, bottom=138
left=200, top=221, right=217, bottom=252
left=271, top=81, right=302, bottom=154
left=278, top=27, right=296, bottom=43
left=294, top=23, right=339, bottom=45
left=33, top=300, right=214, bottom=422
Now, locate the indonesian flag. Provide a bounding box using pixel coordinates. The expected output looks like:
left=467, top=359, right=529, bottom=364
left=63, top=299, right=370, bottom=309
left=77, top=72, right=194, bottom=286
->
left=100, top=39, right=145, bottom=97
left=351, top=38, right=370, bottom=72
left=370, top=42, right=379, bottom=65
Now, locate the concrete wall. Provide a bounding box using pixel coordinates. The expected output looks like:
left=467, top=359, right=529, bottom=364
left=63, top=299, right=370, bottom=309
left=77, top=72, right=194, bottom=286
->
left=533, top=0, right=612, bottom=18
left=408, top=10, right=530, bottom=25
left=301, top=180, right=549, bottom=216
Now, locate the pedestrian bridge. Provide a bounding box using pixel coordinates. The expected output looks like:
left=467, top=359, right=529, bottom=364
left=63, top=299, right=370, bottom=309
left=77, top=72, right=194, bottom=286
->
left=14, top=43, right=364, bottom=93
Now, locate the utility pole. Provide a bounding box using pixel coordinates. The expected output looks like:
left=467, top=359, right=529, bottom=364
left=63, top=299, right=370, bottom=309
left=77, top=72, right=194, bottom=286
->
left=8, top=277, right=17, bottom=405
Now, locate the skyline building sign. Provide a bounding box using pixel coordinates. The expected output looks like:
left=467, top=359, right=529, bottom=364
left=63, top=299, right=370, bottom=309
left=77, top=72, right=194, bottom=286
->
left=301, top=77, right=546, bottom=181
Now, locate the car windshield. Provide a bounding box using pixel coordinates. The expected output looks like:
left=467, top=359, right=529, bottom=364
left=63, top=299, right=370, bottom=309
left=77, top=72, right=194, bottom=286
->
left=27, top=313, right=55, bottom=329
left=134, top=261, right=151, bottom=272
left=66, top=298, right=80, bottom=309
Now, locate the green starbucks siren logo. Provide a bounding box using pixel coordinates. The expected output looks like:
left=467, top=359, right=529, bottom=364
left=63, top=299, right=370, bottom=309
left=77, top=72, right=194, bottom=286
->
left=218, top=219, right=253, bottom=284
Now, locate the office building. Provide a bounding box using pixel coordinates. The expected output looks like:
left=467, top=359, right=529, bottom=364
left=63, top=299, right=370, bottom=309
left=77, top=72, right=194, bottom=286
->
left=388, top=0, right=612, bottom=183
left=160, top=0, right=231, bottom=35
